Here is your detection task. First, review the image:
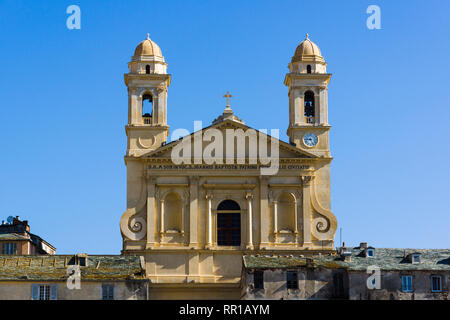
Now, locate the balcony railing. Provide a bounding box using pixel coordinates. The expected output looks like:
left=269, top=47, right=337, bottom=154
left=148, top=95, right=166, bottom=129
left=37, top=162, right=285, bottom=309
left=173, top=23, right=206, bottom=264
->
left=142, top=114, right=152, bottom=125
left=305, top=116, right=315, bottom=124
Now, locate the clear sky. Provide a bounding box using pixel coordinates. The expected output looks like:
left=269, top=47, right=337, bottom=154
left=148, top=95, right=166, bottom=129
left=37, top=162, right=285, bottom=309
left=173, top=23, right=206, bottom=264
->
left=0, top=0, right=449, bottom=254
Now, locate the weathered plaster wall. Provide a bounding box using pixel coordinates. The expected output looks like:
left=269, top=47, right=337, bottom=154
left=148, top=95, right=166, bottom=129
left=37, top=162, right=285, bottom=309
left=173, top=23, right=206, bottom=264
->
left=0, top=280, right=148, bottom=300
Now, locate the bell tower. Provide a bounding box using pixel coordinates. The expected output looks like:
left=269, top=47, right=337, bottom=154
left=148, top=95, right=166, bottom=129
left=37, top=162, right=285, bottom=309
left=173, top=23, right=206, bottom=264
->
left=285, top=34, right=331, bottom=157
left=124, top=34, right=171, bottom=157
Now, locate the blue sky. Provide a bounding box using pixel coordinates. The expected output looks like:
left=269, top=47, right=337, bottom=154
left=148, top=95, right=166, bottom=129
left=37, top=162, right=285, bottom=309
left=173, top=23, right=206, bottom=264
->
left=0, top=0, right=449, bottom=253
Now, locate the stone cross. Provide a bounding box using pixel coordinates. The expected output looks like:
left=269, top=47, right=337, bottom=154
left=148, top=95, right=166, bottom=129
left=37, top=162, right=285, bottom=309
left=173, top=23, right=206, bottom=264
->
left=223, top=91, right=233, bottom=108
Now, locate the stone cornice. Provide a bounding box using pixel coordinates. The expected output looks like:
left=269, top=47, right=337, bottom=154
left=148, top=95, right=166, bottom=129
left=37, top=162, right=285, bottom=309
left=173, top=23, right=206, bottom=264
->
left=284, top=72, right=331, bottom=87
left=156, top=183, right=189, bottom=188
left=124, top=73, right=171, bottom=86
left=269, top=184, right=303, bottom=188
left=202, top=183, right=256, bottom=190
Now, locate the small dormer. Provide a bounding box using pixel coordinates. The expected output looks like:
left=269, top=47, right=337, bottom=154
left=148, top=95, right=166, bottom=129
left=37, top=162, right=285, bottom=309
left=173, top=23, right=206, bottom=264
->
left=68, top=253, right=89, bottom=267
left=407, top=252, right=421, bottom=264
left=77, top=253, right=88, bottom=266
left=365, top=247, right=375, bottom=258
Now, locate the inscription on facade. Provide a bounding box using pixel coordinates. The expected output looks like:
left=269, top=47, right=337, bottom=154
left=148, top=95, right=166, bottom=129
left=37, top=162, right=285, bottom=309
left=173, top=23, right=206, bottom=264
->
left=148, top=164, right=310, bottom=170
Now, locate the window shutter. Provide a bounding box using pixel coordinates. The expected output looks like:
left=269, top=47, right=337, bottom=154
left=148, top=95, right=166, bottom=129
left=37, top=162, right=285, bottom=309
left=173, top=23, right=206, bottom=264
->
left=102, top=285, right=107, bottom=300
left=102, top=284, right=114, bottom=300
left=31, top=284, right=39, bottom=300
left=50, top=284, right=58, bottom=300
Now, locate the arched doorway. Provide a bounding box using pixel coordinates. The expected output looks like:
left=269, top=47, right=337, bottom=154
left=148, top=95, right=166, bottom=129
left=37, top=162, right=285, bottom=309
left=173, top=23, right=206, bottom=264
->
left=217, top=200, right=241, bottom=246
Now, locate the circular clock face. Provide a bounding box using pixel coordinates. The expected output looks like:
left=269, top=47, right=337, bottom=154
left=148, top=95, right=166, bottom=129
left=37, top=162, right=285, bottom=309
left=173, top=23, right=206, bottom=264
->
left=303, top=133, right=318, bottom=147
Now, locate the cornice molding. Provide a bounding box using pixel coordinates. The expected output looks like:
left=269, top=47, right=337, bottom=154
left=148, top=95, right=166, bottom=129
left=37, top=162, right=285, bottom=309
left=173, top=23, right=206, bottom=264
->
left=203, top=183, right=256, bottom=190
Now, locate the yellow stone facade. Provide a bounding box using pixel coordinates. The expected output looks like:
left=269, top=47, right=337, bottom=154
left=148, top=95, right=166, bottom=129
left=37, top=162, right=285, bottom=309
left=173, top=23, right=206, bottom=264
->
left=120, top=34, right=337, bottom=299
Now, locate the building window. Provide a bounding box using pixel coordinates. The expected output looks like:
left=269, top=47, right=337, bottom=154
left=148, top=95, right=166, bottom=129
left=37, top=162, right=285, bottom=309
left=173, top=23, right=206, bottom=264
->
left=366, top=248, right=375, bottom=257
left=401, top=275, right=413, bottom=292
left=217, top=200, right=241, bottom=246
left=102, top=284, right=114, bottom=300
left=1, top=242, right=17, bottom=255
left=286, top=271, right=298, bottom=289
left=254, top=271, right=264, bottom=289
left=79, top=257, right=86, bottom=266
left=145, top=65, right=150, bottom=74
left=39, top=285, right=50, bottom=300
left=307, top=65, right=312, bottom=74
left=304, top=91, right=315, bottom=123
left=412, top=254, right=421, bottom=264
left=32, top=284, right=57, bottom=300
left=333, top=273, right=345, bottom=298
left=431, top=275, right=442, bottom=292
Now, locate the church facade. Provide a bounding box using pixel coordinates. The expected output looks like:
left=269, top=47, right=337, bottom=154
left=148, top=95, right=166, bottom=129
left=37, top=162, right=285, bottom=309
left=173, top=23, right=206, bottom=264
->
left=120, top=34, right=338, bottom=299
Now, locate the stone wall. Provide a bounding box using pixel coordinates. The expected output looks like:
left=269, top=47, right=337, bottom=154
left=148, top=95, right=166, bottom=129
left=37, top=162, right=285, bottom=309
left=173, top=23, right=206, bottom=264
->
left=242, top=268, right=450, bottom=300
left=242, top=267, right=348, bottom=300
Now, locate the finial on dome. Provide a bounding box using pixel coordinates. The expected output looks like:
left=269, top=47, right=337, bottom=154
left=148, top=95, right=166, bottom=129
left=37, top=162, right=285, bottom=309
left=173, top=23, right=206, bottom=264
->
left=223, top=91, right=233, bottom=109
left=146, top=33, right=150, bottom=40
left=306, top=33, right=309, bottom=40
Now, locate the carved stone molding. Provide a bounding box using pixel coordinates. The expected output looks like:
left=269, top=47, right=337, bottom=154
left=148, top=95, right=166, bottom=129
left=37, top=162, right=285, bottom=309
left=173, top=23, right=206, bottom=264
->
left=202, top=183, right=255, bottom=190
left=301, top=175, right=314, bottom=186
left=183, top=188, right=190, bottom=202
left=259, top=176, right=269, bottom=184
left=120, top=176, right=148, bottom=241
left=268, top=190, right=274, bottom=203
left=147, top=176, right=157, bottom=185
left=189, top=176, right=199, bottom=184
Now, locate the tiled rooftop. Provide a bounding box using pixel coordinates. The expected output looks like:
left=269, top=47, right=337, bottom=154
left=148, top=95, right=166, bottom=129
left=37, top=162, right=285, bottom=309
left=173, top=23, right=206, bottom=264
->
left=0, top=255, right=146, bottom=281
left=244, top=248, right=450, bottom=271
left=0, top=233, right=29, bottom=241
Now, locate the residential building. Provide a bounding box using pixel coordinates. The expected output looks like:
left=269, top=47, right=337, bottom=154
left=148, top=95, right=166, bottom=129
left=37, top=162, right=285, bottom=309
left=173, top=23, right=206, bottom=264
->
left=0, top=254, right=149, bottom=300
left=0, top=216, right=55, bottom=255
left=241, top=246, right=450, bottom=300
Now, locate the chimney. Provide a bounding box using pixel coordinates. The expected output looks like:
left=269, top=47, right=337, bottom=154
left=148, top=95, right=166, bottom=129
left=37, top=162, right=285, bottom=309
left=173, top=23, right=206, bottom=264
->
left=340, top=245, right=352, bottom=262
left=360, top=242, right=368, bottom=249
left=12, top=216, right=21, bottom=225
left=24, top=221, right=30, bottom=232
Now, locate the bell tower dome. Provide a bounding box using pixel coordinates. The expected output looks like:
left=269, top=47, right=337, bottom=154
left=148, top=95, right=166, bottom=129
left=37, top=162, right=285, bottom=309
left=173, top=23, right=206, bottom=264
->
left=129, top=34, right=167, bottom=75
left=285, top=34, right=331, bottom=157
left=124, top=34, right=171, bottom=157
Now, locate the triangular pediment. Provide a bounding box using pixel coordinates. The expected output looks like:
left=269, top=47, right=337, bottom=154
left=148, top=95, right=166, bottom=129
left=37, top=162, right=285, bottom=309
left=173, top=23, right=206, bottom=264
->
left=141, top=119, right=317, bottom=162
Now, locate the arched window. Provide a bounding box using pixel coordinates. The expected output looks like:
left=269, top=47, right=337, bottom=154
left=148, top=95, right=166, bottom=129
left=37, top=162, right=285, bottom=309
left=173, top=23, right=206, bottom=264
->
left=145, top=65, right=150, bottom=74
left=142, top=93, right=153, bottom=124
left=217, top=200, right=241, bottom=246
left=277, top=193, right=295, bottom=232
left=307, top=65, right=312, bottom=74
left=164, top=193, right=182, bottom=232
left=304, top=91, right=315, bottom=123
